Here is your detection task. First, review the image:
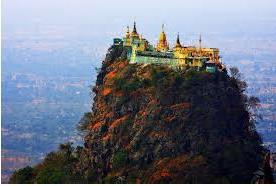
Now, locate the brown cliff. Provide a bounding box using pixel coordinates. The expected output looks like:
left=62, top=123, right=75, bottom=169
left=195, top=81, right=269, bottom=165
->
left=10, top=44, right=273, bottom=184
left=79, top=44, right=270, bottom=183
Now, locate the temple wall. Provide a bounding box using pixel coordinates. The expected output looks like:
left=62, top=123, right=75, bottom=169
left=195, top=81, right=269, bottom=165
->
left=130, top=53, right=206, bottom=68
left=131, top=55, right=179, bottom=67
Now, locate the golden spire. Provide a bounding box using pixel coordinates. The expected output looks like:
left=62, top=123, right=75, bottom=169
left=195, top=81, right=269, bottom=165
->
left=174, top=32, right=182, bottom=48
left=156, top=24, right=169, bottom=52
left=125, top=26, right=130, bottom=38
left=199, top=34, right=202, bottom=50
left=158, top=24, right=167, bottom=43
left=199, top=34, right=202, bottom=56
left=133, top=21, right=137, bottom=33
left=131, top=21, right=139, bottom=37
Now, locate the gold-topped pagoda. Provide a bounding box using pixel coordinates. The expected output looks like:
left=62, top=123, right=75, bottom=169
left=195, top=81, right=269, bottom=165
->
left=174, top=33, right=182, bottom=49
left=113, top=22, right=224, bottom=73
left=156, top=24, right=169, bottom=52
left=130, top=21, right=139, bottom=38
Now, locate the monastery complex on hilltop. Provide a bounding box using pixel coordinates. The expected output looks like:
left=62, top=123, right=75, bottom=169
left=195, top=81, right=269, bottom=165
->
left=113, top=22, right=225, bottom=73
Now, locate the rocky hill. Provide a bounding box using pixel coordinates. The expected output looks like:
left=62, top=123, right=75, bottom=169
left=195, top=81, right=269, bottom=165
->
left=10, top=43, right=274, bottom=184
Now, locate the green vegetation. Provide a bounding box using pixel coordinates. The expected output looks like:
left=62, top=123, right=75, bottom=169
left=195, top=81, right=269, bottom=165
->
left=112, top=150, right=128, bottom=169
left=114, top=76, right=145, bottom=93
left=35, top=166, right=66, bottom=184
left=10, top=143, right=85, bottom=184
left=77, top=112, right=93, bottom=133
left=113, top=64, right=149, bottom=94
left=9, top=166, right=35, bottom=184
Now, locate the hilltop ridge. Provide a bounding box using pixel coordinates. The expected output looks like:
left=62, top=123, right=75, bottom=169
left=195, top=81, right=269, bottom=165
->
left=10, top=43, right=273, bottom=184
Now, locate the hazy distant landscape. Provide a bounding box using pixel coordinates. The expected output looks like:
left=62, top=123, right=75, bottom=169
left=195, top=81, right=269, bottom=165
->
left=2, top=0, right=276, bottom=183
left=1, top=40, right=97, bottom=182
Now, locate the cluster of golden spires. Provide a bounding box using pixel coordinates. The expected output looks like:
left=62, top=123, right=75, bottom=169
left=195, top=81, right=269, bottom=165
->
left=125, top=22, right=203, bottom=51
left=121, top=22, right=221, bottom=69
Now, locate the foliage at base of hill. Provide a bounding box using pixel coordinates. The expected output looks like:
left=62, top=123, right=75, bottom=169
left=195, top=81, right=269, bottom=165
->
left=10, top=44, right=273, bottom=184
left=9, top=143, right=85, bottom=184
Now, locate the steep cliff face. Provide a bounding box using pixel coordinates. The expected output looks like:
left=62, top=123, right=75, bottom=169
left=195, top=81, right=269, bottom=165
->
left=78, top=44, right=267, bottom=183
left=10, top=44, right=273, bottom=184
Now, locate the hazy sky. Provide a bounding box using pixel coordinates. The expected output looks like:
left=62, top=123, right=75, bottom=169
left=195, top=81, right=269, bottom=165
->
left=3, top=0, right=276, bottom=22
left=2, top=0, right=276, bottom=45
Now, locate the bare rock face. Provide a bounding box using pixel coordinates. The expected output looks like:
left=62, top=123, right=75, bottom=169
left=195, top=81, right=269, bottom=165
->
left=78, top=44, right=271, bottom=183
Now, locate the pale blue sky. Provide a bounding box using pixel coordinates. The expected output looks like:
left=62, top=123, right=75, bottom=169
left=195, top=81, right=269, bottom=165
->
left=3, top=0, right=276, bottom=28
left=2, top=0, right=276, bottom=46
